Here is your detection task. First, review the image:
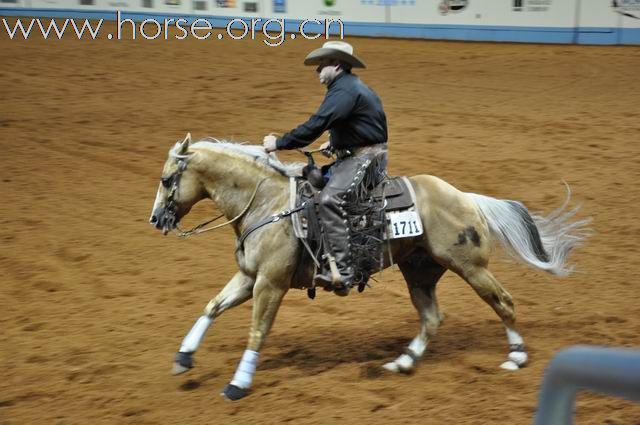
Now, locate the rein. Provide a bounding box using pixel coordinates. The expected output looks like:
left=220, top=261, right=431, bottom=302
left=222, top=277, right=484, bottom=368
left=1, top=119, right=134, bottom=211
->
left=236, top=203, right=306, bottom=251
left=177, top=178, right=267, bottom=238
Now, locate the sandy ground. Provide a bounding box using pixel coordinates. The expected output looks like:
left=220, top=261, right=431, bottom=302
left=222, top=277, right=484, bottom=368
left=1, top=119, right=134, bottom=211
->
left=1, top=19, right=640, bottom=425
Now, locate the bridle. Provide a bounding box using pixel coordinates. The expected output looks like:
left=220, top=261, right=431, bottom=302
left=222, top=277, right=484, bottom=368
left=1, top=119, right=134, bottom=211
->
left=158, top=156, right=269, bottom=238
left=158, top=158, right=188, bottom=234
left=164, top=159, right=187, bottom=214
left=155, top=150, right=313, bottom=261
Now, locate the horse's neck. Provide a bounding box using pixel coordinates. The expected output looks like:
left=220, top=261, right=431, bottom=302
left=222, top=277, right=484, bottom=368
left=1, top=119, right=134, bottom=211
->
left=196, top=150, right=289, bottom=231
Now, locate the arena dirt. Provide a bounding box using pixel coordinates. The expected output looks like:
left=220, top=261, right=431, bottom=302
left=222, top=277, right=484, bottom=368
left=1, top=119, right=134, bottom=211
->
left=1, top=20, right=639, bottom=424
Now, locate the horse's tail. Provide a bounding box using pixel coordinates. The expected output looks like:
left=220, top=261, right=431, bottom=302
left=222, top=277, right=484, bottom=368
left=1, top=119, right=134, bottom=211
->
left=466, top=187, right=591, bottom=276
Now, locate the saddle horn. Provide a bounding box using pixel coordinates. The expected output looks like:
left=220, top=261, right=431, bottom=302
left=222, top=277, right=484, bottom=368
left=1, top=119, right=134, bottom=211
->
left=302, top=151, right=326, bottom=189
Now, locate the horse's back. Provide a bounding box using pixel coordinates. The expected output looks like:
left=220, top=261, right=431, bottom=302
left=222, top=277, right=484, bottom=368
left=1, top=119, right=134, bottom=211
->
left=407, top=174, right=480, bottom=219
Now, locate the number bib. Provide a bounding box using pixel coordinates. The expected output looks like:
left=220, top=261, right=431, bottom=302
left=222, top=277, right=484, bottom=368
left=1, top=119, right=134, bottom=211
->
left=386, top=210, right=423, bottom=239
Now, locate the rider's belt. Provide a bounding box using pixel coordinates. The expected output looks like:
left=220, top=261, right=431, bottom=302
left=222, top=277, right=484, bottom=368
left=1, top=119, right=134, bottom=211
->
left=334, top=143, right=387, bottom=160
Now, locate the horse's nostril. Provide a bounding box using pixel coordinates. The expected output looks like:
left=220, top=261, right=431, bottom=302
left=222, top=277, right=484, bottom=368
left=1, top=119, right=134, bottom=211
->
left=150, top=215, right=158, bottom=224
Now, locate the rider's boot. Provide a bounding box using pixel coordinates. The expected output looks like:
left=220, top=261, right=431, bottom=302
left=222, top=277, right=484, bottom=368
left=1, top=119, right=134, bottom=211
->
left=313, top=221, right=354, bottom=296
left=314, top=256, right=354, bottom=297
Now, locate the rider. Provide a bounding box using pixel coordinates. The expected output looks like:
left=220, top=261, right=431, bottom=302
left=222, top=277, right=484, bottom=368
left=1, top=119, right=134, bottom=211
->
left=263, top=41, right=388, bottom=295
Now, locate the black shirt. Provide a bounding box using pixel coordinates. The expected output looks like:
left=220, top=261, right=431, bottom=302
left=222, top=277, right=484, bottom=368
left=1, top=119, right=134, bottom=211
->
left=276, top=72, right=388, bottom=150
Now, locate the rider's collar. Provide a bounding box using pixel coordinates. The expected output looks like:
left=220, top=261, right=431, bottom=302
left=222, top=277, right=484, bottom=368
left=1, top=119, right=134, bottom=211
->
left=327, top=71, right=349, bottom=89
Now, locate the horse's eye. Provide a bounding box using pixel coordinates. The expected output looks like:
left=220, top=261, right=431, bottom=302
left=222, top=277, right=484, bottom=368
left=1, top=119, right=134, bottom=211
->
left=161, top=176, right=172, bottom=189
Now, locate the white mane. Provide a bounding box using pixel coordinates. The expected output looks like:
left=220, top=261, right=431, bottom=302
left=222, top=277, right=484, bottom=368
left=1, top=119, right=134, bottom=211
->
left=169, top=138, right=304, bottom=177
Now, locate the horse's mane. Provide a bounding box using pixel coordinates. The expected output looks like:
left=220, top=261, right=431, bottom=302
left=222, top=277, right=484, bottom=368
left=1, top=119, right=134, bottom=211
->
left=169, top=138, right=304, bottom=177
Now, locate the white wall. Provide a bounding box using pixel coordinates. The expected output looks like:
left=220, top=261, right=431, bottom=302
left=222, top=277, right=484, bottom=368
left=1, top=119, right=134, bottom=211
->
left=0, top=0, right=26, bottom=8
left=580, top=0, right=640, bottom=28
left=389, top=1, right=577, bottom=28
left=269, top=1, right=387, bottom=23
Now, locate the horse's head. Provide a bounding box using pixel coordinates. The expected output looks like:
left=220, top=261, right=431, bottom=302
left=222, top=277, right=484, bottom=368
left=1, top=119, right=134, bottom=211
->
left=149, top=133, right=207, bottom=235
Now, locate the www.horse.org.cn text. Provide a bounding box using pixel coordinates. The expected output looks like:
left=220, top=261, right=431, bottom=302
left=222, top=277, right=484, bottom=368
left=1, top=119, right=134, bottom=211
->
left=1, top=12, right=345, bottom=46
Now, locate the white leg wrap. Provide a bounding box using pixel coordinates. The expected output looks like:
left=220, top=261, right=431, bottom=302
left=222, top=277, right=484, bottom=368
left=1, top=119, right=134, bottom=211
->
left=230, top=350, right=260, bottom=389
left=394, top=354, right=415, bottom=371
left=500, top=327, right=527, bottom=370
left=505, top=327, right=524, bottom=346
left=408, top=336, right=427, bottom=357
left=179, top=316, right=213, bottom=353
left=382, top=336, right=427, bottom=373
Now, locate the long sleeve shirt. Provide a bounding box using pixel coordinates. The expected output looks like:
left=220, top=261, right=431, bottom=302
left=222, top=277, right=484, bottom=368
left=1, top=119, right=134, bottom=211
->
left=276, top=72, right=388, bottom=151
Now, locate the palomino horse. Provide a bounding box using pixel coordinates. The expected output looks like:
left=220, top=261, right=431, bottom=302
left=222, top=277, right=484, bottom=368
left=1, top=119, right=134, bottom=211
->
left=149, top=134, right=589, bottom=401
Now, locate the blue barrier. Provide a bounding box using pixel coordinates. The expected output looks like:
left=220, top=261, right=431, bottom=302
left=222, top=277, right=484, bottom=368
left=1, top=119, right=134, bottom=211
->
left=535, top=346, right=640, bottom=425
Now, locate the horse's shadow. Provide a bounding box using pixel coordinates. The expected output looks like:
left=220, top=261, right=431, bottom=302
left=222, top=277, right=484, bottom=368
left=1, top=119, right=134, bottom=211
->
left=179, top=370, right=220, bottom=391
left=260, top=336, right=407, bottom=375
left=259, top=318, right=508, bottom=377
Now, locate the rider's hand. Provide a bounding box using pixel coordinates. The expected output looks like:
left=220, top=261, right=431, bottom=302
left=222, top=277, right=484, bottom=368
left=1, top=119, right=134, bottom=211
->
left=319, top=140, right=332, bottom=158
left=263, top=134, right=278, bottom=153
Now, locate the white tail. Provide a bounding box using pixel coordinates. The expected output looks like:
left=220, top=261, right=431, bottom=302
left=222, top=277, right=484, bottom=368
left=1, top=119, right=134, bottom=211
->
left=466, top=188, right=591, bottom=276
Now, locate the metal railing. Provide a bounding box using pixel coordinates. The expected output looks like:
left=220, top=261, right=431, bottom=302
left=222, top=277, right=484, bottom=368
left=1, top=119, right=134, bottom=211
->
left=535, top=345, right=640, bottom=425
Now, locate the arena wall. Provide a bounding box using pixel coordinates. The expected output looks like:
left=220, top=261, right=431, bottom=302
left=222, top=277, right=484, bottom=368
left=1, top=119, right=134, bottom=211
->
left=1, top=0, right=639, bottom=45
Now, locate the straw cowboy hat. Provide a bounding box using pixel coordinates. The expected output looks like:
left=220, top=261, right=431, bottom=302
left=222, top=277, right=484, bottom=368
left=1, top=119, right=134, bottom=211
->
left=303, top=41, right=367, bottom=69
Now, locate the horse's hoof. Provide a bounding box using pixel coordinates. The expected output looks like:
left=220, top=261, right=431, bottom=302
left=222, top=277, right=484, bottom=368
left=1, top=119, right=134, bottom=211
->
left=221, top=384, right=249, bottom=401
left=382, top=360, right=414, bottom=374
left=500, top=351, right=528, bottom=371
left=382, top=361, right=400, bottom=373
left=508, top=350, right=528, bottom=366
left=500, top=360, right=520, bottom=371
left=172, top=352, right=194, bottom=375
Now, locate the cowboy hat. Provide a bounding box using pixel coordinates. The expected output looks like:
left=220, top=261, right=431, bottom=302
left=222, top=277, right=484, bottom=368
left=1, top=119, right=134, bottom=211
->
left=303, top=41, right=366, bottom=69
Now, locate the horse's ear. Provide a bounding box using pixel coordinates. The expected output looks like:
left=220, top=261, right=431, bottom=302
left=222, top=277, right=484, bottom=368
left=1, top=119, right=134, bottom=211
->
left=178, top=133, right=191, bottom=155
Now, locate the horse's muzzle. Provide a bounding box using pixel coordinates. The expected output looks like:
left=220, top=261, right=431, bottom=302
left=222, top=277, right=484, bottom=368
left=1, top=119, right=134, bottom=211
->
left=150, top=207, right=177, bottom=235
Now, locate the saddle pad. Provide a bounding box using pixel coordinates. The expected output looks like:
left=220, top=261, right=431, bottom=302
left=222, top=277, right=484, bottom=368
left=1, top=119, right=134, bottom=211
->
left=372, top=177, right=404, bottom=199
left=375, top=177, right=415, bottom=211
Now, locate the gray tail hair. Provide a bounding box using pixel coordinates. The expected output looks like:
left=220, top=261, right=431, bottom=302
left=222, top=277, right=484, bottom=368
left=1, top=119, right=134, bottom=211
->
left=466, top=187, right=591, bottom=276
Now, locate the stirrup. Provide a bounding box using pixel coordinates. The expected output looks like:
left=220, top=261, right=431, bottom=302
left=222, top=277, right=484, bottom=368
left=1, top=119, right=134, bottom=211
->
left=313, top=272, right=353, bottom=296
left=313, top=272, right=334, bottom=288
left=313, top=254, right=342, bottom=286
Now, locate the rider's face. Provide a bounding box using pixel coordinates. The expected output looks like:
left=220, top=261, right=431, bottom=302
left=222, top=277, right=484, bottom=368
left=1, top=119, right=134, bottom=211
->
left=316, top=59, right=333, bottom=74
left=316, top=60, right=340, bottom=85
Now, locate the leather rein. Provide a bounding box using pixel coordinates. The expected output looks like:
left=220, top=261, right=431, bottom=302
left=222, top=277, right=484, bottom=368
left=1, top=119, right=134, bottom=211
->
left=171, top=160, right=304, bottom=251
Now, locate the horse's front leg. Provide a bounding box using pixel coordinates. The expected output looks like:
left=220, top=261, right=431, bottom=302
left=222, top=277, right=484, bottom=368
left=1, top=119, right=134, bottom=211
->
left=172, top=270, right=255, bottom=375
left=221, top=273, right=288, bottom=401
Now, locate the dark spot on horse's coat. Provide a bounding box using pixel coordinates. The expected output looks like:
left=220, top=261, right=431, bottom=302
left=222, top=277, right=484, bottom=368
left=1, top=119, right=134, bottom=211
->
left=466, top=226, right=481, bottom=247
left=454, top=227, right=481, bottom=247
left=455, top=232, right=467, bottom=246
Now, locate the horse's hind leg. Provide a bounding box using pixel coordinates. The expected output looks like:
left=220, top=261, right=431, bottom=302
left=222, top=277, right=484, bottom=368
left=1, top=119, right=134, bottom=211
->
left=383, top=253, right=446, bottom=373
left=463, top=267, right=528, bottom=370
left=172, top=271, right=255, bottom=375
